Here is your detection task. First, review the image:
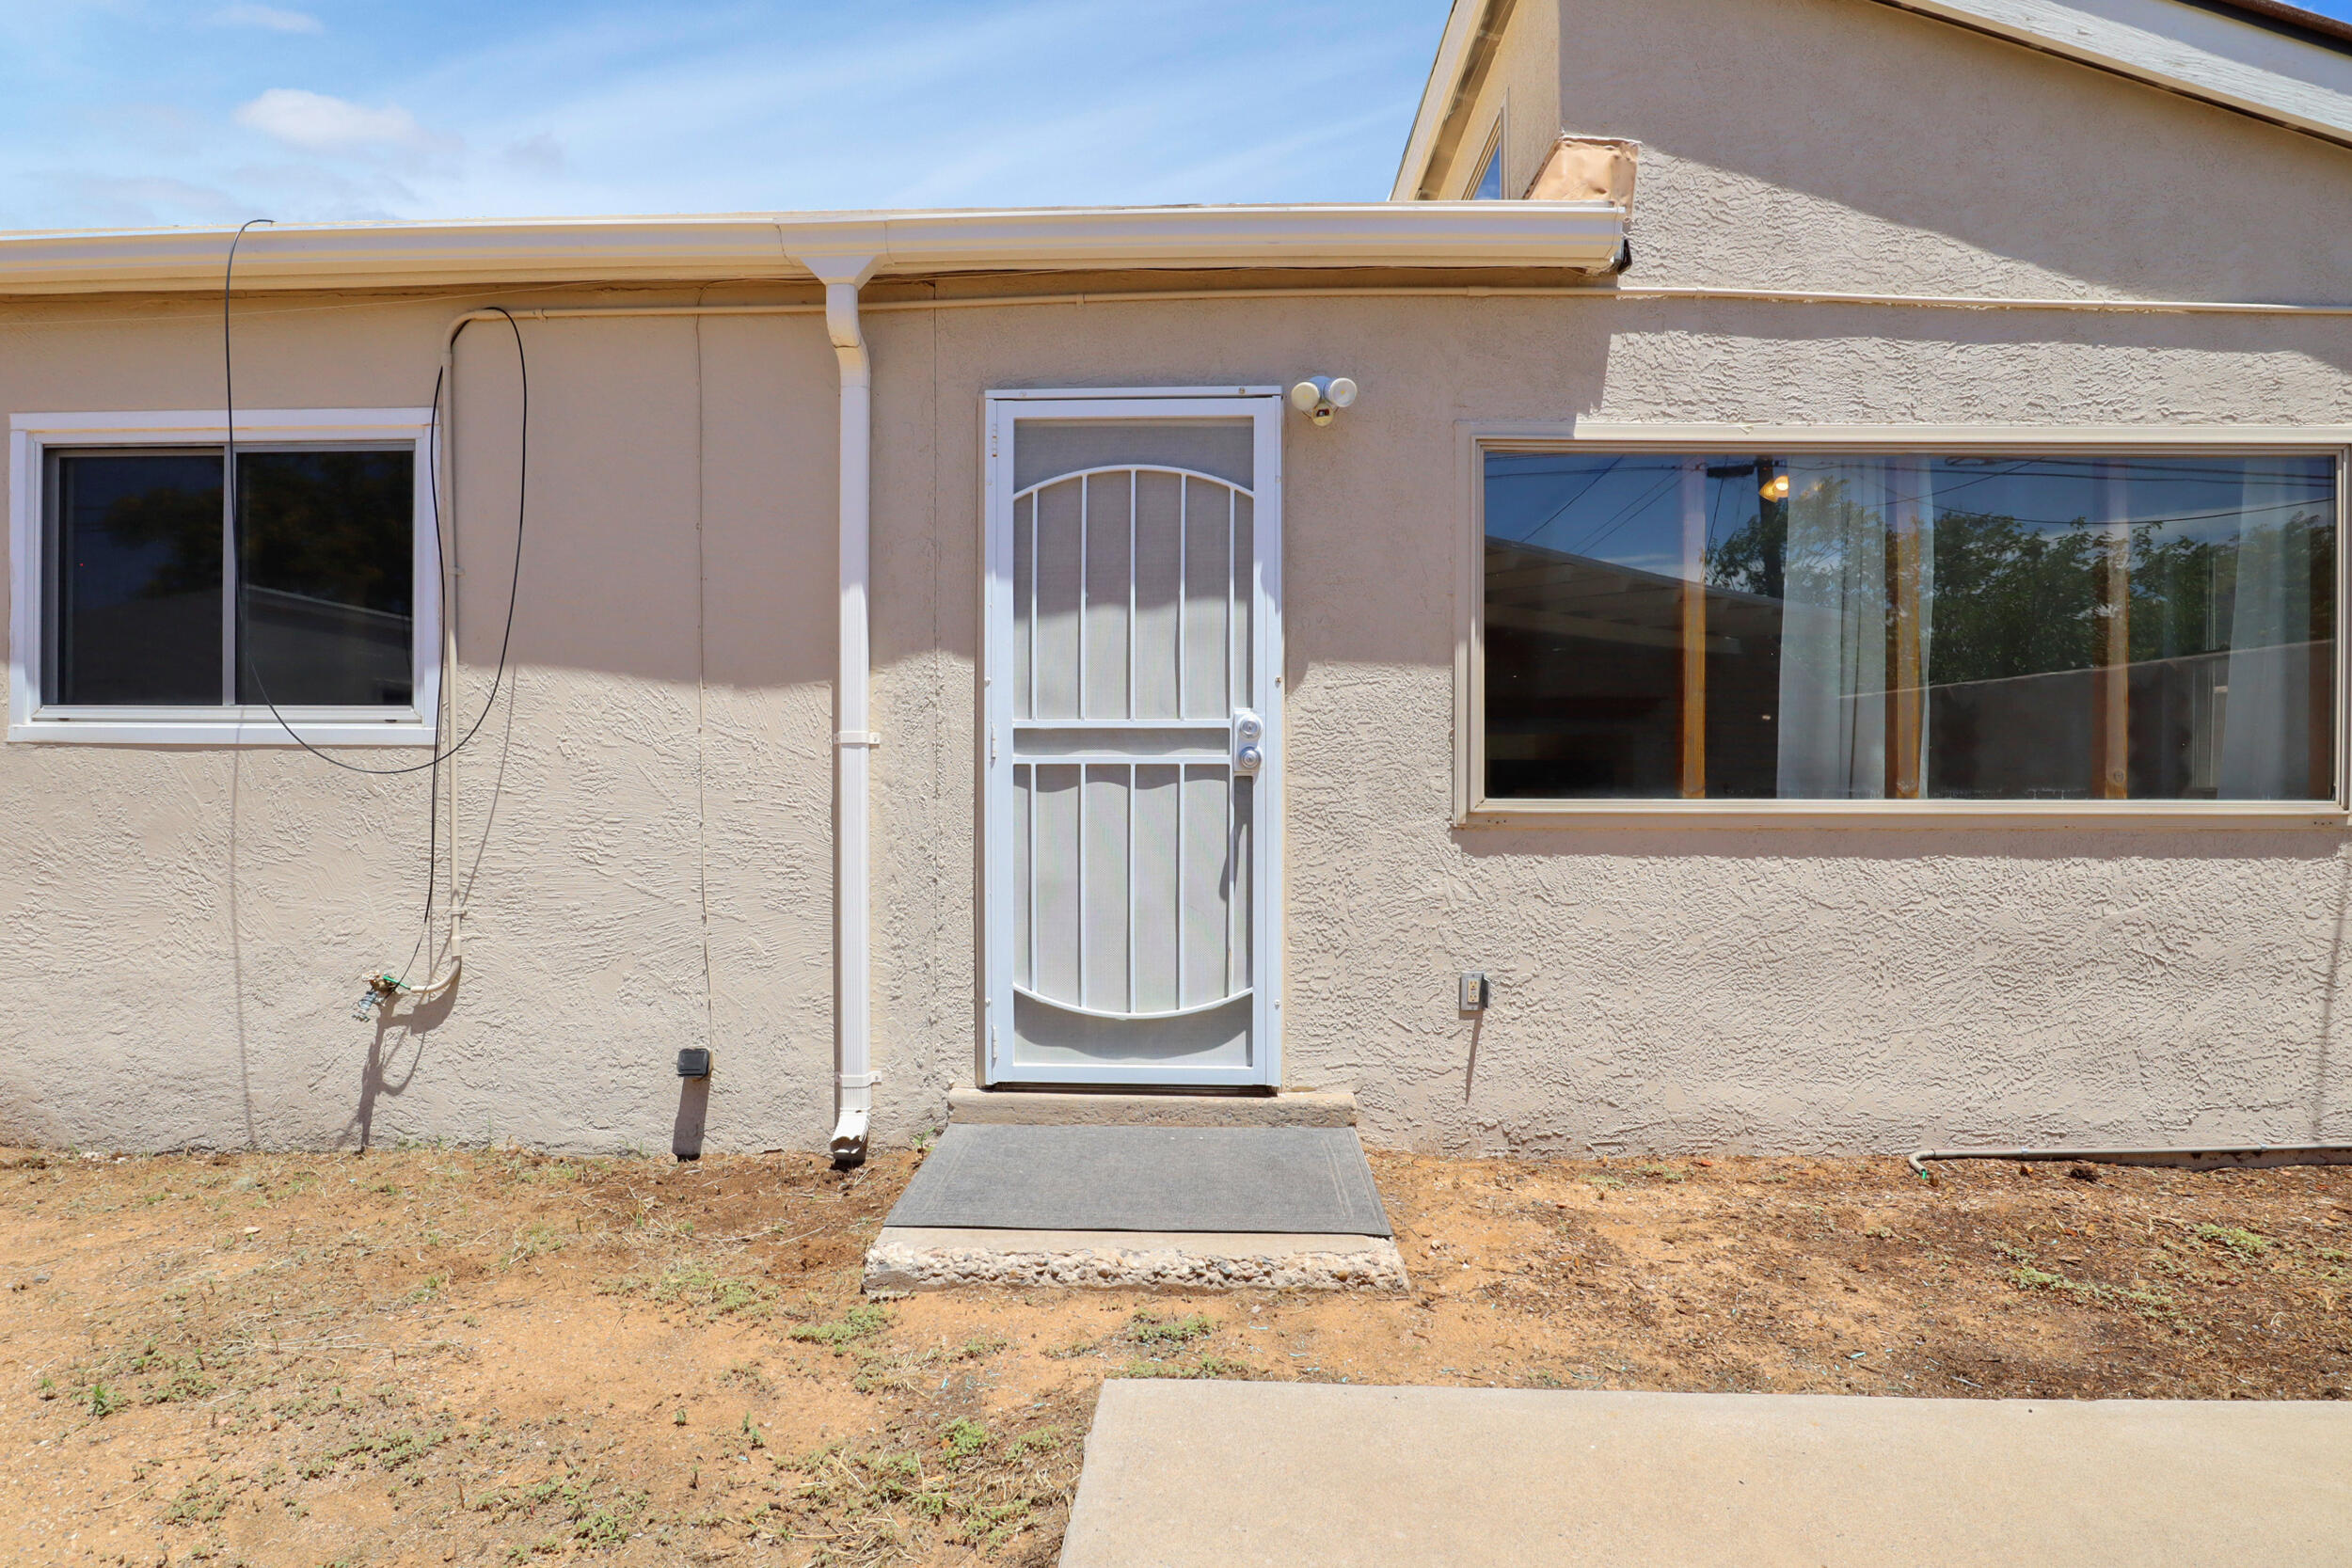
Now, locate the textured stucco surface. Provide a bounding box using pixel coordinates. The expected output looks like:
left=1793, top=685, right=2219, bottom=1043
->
left=0, top=294, right=842, bottom=1154
left=6, top=0, right=2352, bottom=1156
left=1555, top=0, right=2352, bottom=301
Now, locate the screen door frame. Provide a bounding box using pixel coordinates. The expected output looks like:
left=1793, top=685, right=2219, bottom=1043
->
left=978, top=388, right=1285, bottom=1087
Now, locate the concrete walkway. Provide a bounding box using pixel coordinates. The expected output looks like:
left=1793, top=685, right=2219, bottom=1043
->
left=1058, top=1382, right=2352, bottom=1567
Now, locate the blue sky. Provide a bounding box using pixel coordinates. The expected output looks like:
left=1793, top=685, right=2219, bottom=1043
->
left=5, top=0, right=2350, bottom=231
left=0, top=0, right=1449, bottom=230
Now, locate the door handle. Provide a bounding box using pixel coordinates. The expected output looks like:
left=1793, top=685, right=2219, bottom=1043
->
left=1232, top=709, right=1264, bottom=775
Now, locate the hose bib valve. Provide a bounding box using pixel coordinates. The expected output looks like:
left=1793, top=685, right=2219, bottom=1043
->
left=352, top=973, right=408, bottom=1022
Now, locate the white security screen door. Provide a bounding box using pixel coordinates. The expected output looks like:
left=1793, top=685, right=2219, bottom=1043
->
left=982, top=390, right=1284, bottom=1086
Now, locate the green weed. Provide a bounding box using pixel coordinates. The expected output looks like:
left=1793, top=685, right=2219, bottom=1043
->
left=296, top=1425, right=451, bottom=1478
left=501, top=1223, right=566, bottom=1268
left=2194, top=1224, right=2270, bottom=1256
left=604, top=1262, right=768, bottom=1316
left=851, top=1336, right=1005, bottom=1395
left=1114, top=1354, right=1254, bottom=1380
left=1126, top=1312, right=1214, bottom=1346
left=789, top=1303, right=892, bottom=1347
left=163, top=1479, right=230, bottom=1525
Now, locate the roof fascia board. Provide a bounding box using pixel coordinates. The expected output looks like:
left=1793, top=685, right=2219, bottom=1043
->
left=0, top=203, right=1625, bottom=298
left=1391, top=0, right=1494, bottom=200
left=1872, top=0, right=2352, bottom=147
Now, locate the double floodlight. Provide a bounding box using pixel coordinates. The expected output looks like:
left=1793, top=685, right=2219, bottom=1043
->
left=1288, top=375, right=1359, bottom=427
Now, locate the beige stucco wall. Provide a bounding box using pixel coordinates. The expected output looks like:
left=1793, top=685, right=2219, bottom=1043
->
left=872, top=285, right=2352, bottom=1158
left=6, top=0, right=2352, bottom=1155
left=1559, top=0, right=2352, bottom=301
left=0, top=292, right=843, bottom=1154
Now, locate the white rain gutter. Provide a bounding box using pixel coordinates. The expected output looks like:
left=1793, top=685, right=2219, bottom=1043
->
left=0, top=203, right=1628, bottom=297
left=797, top=250, right=882, bottom=1168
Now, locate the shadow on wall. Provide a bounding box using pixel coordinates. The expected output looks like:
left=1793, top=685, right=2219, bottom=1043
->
left=439, top=316, right=841, bottom=690
left=350, top=981, right=457, bottom=1150
left=674, top=1073, right=710, bottom=1161
left=0, top=1082, right=65, bottom=1148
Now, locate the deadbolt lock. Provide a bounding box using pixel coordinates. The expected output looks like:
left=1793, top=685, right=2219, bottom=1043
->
left=1232, top=709, right=1264, bottom=774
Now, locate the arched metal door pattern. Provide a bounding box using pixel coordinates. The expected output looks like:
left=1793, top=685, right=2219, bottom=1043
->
left=981, top=392, right=1283, bottom=1085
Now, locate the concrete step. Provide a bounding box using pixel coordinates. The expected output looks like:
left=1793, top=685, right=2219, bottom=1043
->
left=866, top=1227, right=1407, bottom=1292
left=866, top=1118, right=1398, bottom=1295
left=946, top=1082, right=1356, bottom=1128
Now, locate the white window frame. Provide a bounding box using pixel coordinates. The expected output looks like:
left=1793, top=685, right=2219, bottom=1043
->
left=1454, top=420, right=2352, bottom=828
left=9, top=408, right=439, bottom=747
left=1465, top=105, right=1506, bottom=200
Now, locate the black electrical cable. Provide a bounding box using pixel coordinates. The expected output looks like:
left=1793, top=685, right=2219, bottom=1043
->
left=220, top=225, right=530, bottom=993
left=223, top=219, right=531, bottom=777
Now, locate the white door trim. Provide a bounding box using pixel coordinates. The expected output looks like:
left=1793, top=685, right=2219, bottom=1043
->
left=979, top=388, right=1284, bottom=1086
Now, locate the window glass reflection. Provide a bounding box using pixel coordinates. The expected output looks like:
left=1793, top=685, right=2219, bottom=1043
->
left=236, top=450, right=415, bottom=706
left=51, top=451, right=223, bottom=705
left=1483, top=451, right=2337, bottom=801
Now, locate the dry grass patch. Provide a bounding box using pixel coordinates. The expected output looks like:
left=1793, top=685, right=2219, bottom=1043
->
left=0, top=1145, right=2345, bottom=1565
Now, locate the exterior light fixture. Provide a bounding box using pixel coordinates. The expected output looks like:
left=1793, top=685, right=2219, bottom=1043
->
left=1288, top=375, right=1359, bottom=427
left=1759, top=472, right=1790, bottom=501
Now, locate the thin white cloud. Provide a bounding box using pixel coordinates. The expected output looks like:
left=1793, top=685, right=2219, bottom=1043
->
left=392, top=0, right=1423, bottom=215
left=211, top=4, right=326, bottom=34
left=233, top=88, right=438, bottom=152
left=1, top=0, right=1441, bottom=228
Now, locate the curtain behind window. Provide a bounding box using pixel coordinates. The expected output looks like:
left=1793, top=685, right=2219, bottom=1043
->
left=2218, top=457, right=2318, bottom=800
left=1778, top=461, right=1883, bottom=798
left=1773, top=458, right=1938, bottom=799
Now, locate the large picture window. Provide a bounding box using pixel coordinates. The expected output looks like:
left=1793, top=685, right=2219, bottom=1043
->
left=1480, top=448, right=2339, bottom=805
left=10, top=411, right=437, bottom=745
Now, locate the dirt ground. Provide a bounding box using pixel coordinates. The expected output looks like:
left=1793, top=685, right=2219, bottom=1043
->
left=3, top=1144, right=2348, bottom=1568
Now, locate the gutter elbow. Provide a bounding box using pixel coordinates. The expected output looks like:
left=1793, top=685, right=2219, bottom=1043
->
left=829, top=1107, right=870, bottom=1169
left=824, top=280, right=871, bottom=381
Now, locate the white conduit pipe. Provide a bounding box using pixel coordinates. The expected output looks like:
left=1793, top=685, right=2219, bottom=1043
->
left=1908, top=1143, right=2352, bottom=1177
left=805, top=256, right=882, bottom=1167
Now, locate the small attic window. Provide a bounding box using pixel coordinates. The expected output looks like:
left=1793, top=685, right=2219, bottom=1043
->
left=1468, top=123, right=1503, bottom=199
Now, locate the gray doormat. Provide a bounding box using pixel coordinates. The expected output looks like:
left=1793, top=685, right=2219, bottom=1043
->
left=885, top=1125, right=1392, bottom=1236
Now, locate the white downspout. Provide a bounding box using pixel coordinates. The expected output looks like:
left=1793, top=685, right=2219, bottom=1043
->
left=806, top=253, right=882, bottom=1167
